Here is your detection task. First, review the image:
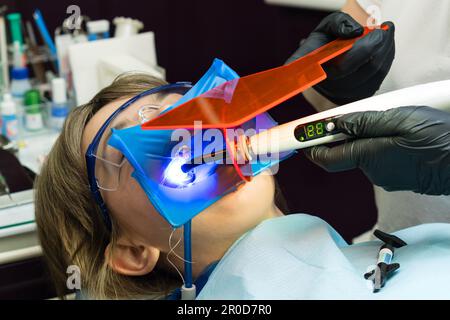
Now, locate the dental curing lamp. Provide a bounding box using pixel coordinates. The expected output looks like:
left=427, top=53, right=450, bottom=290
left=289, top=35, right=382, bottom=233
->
left=182, top=80, right=450, bottom=166
left=246, top=80, right=450, bottom=156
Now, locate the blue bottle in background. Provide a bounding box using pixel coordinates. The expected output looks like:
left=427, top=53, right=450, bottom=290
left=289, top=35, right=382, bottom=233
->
left=10, top=66, right=32, bottom=103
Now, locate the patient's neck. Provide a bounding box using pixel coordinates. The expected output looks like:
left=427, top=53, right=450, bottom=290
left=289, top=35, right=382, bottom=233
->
left=186, top=203, right=283, bottom=279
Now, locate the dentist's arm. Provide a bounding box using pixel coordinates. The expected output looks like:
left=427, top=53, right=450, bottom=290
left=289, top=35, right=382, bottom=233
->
left=304, top=106, right=450, bottom=196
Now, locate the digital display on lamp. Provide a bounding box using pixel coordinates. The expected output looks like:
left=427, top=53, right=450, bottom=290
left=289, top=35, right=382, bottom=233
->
left=294, top=118, right=338, bottom=142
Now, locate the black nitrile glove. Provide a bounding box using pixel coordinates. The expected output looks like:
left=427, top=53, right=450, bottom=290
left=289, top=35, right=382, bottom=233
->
left=285, top=12, right=395, bottom=105
left=304, top=106, right=450, bottom=195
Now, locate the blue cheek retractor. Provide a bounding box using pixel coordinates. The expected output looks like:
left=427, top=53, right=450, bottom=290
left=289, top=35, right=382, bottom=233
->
left=108, top=59, right=292, bottom=228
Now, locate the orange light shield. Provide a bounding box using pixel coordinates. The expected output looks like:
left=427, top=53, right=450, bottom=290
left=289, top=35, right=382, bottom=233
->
left=142, top=27, right=382, bottom=131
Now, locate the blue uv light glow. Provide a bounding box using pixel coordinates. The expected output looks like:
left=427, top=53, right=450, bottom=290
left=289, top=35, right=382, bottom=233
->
left=162, top=156, right=196, bottom=188
left=162, top=151, right=219, bottom=189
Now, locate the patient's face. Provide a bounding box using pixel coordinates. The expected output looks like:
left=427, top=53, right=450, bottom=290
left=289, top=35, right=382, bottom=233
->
left=82, top=93, right=281, bottom=263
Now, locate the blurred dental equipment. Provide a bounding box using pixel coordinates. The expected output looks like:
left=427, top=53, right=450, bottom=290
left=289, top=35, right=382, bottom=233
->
left=32, top=10, right=57, bottom=58
left=113, top=17, right=144, bottom=37
left=0, top=6, right=9, bottom=92
left=69, top=32, right=164, bottom=104
left=87, top=20, right=110, bottom=41
left=23, top=89, right=44, bottom=131
left=25, top=20, right=47, bottom=83
left=50, top=78, right=68, bottom=131
left=6, top=13, right=24, bottom=53
left=1, top=93, right=19, bottom=140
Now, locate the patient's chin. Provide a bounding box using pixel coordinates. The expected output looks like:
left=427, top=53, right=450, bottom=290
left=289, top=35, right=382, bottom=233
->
left=212, top=174, right=275, bottom=217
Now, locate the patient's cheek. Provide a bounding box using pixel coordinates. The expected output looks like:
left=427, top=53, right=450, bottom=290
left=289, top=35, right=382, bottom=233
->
left=106, top=171, right=152, bottom=219
left=118, top=166, right=152, bottom=208
left=112, top=176, right=171, bottom=241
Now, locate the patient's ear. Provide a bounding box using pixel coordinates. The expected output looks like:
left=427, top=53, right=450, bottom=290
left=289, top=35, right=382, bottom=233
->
left=105, top=238, right=160, bottom=276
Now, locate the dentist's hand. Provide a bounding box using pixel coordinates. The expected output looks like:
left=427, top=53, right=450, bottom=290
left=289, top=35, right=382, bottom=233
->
left=304, top=106, right=450, bottom=195
left=286, top=12, right=395, bottom=105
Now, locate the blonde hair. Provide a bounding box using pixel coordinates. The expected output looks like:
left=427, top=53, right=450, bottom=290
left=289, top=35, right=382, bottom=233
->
left=34, top=73, right=180, bottom=299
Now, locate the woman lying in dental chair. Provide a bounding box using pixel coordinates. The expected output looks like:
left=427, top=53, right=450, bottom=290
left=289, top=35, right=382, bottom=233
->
left=34, top=71, right=450, bottom=299
left=34, top=13, right=450, bottom=299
